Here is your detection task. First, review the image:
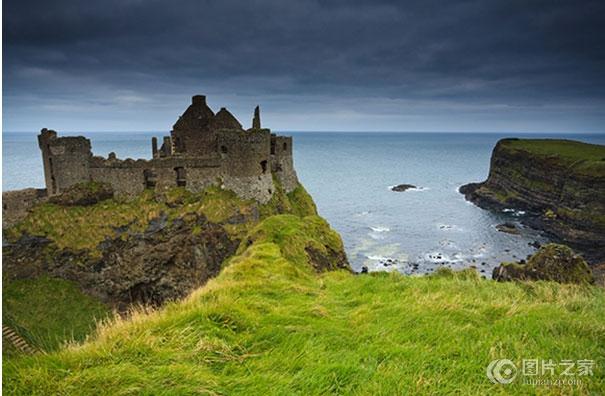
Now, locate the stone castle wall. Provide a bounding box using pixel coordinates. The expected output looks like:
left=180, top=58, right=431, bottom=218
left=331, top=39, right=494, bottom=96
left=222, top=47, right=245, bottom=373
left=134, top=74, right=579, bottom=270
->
left=2, top=188, right=48, bottom=228
left=38, top=130, right=92, bottom=195
left=270, top=135, right=298, bottom=192
left=27, top=95, right=299, bottom=206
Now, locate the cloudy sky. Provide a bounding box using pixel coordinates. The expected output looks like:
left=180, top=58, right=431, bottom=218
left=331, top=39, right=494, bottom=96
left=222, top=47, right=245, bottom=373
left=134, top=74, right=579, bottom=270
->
left=3, top=0, right=605, bottom=132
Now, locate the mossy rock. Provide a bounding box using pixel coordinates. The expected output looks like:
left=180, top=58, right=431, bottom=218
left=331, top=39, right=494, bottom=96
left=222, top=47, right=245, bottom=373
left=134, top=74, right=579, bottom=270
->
left=493, top=243, right=594, bottom=284
left=236, top=214, right=350, bottom=272
left=49, top=181, right=114, bottom=206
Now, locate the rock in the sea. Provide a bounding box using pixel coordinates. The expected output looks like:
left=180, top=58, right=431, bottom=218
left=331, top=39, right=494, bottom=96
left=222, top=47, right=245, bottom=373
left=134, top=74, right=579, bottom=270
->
left=492, top=243, right=594, bottom=284
left=391, top=184, right=417, bottom=192
left=49, top=181, right=114, bottom=206
left=496, top=222, right=520, bottom=235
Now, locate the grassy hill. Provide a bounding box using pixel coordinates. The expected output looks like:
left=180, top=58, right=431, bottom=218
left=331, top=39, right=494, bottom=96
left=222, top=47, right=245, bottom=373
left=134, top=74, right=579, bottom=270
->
left=3, top=276, right=110, bottom=358
left=4, top=214, right=605, bottom=395
left=500, top=138, right=605, bottom=175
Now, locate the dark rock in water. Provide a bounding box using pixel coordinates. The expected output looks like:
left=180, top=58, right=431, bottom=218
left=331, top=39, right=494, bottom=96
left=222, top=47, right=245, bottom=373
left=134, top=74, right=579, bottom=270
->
left=496, top=222, right=520, bottom=235
left=49, top=181, right=113, bottom=206
left=492, top=243, right=594, bottom=284
left=529, top=240, right=542, bottom=249
left=391, top=184, right=417, bottom=192
left=360, top=266, right=369, bottom=274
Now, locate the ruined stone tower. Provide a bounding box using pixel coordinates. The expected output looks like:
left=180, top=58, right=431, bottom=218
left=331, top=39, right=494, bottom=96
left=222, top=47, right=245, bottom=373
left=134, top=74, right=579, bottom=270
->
left=38, top=128, right=93, bottom=195
left=171, top=95, right=217, bottom=156
left=252, top=105, right=261, bottom=129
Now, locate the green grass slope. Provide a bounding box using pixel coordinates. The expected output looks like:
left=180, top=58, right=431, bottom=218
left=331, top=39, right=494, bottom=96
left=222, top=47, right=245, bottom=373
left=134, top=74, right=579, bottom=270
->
left=501, top=138, right=605, bottom=175
left=3, top=277, right=110, bottom=358
left=4, top=215, right=604, bottom=395
left=2, top=182, right=318, bottom=359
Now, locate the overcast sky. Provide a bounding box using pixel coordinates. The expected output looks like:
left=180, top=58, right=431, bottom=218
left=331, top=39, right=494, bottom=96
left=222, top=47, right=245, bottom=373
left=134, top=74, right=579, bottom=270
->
left=3, top=0, right=605, bottom=132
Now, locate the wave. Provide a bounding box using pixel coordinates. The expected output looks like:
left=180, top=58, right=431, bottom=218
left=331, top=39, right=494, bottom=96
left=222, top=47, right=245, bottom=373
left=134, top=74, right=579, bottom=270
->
left=367, top=254, right=390, bottom=261
left=424, top=252, right=464, bottom=263
left=502, top=208, right=526, bottom=216
left=437, top=224, right=463, bottom=232
left=369, top=226, right=390, bottom=233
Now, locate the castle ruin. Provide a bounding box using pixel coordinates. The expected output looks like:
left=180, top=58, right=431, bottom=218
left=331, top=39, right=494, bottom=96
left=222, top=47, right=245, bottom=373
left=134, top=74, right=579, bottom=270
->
left=37, top=95, right=299, bottom=203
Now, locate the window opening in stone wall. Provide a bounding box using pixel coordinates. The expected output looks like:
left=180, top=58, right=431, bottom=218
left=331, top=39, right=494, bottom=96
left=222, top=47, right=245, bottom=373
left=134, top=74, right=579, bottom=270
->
left=175, top=167, right=187, bottom=187
left=144, top=169, right=157, bottom=189
left=260, top=160, right=268, bottom=174
left=48, top=157, right=57, bottom=193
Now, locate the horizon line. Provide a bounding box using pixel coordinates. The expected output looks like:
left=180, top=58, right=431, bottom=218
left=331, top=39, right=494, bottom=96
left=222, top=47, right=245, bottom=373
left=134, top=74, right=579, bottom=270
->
left=3, top=130, right=605, bottom=135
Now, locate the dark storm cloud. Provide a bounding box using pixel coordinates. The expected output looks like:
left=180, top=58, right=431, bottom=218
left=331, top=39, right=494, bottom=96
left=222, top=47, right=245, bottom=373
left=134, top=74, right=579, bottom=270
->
left=4, top=0, right=605, bottom=131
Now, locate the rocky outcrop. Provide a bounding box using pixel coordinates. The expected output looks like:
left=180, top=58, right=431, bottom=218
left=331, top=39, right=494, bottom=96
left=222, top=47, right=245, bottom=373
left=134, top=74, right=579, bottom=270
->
left=305, top=245, right=350, bottom=272
left=492, top=244, right=594, bottom=284
left=2, top=188, right=48, bottom=228
left=48, top=181, right=114, bottom=206
left=496, top=222, right=520, bottom=235
left=460, top=138, right=605, bottom=263
left=3, top=213, right=238, bottom=310
left=3, top=182, right=348, bottom=310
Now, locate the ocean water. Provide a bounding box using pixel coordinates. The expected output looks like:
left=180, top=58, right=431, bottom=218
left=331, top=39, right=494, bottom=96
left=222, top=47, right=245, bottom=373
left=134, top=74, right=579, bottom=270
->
left=4, top=131, right=605, bottom=275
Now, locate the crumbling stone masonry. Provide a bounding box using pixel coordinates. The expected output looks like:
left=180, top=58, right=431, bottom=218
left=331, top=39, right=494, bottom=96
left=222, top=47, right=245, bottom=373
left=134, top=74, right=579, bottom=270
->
left=36, top=95, right=298, bottom=203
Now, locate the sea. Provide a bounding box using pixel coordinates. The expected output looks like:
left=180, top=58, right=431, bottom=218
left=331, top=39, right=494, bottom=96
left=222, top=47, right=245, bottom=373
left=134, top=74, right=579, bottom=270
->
left=4, top=131, right=605, bottom=276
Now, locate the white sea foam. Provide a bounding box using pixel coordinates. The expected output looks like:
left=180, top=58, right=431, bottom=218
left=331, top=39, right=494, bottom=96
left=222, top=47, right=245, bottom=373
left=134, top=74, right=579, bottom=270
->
left=355, top=210, right=371, bottom=216
left=424, top=252, right=464, bottom=263
left=369, top=226, right=390, bottom=233
left=367, top=255, right=389, bottom=261
left=437, top=224, right=463, bottom=232
left=503, top=208, right=526, bottom=216
left=408, top=186, right=429, bottom=192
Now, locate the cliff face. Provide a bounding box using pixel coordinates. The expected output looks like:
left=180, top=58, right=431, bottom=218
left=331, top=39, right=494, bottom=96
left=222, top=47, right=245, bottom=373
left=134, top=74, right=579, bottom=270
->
left=3, top=180, right=349, bottom=310
left=460, top=138, right=605, bottom=262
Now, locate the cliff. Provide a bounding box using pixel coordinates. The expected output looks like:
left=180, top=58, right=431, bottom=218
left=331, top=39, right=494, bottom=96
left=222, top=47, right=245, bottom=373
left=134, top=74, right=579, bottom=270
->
left=3, top=179, right=345, bottom=311
left=460, top=138, right=605, bottom=263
